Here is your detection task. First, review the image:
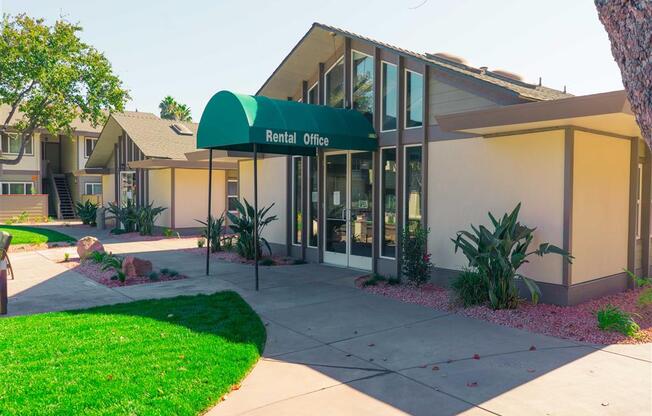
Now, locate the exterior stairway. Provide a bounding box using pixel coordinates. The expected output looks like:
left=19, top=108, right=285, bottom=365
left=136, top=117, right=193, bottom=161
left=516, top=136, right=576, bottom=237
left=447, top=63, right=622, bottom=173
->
left=52, top=175, right=75, bottom=219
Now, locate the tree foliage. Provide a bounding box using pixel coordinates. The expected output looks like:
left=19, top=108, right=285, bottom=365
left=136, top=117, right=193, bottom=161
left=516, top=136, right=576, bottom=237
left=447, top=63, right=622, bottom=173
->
left=158, top=95, right=192, bottom=121
left=595, top=0, right=652, bottom=148
left=0, top=14, right=129, bottom=165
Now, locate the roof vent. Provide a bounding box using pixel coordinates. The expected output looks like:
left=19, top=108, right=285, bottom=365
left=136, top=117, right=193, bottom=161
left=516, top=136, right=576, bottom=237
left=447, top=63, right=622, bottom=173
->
left=426, top=52, right=468, bottom=67
left=171, top=123, right=193, bottom=136
left=491, top=69, right=525, bottom=82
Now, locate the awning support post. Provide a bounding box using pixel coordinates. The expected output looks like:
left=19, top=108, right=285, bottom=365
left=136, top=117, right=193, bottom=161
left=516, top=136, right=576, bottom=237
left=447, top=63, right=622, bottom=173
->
left=206, top=148, right=213, bottom=276
left=254, top=143, right=259, bottom=291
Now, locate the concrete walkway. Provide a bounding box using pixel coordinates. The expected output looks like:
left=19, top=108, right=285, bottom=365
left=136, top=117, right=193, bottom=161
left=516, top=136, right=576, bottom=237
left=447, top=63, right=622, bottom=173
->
left=4, top=226, right=652, bottom=415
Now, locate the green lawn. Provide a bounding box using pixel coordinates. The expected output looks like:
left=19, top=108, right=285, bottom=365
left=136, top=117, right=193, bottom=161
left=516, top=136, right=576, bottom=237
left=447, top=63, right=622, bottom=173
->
left=0, top=292, right=266, bottom=415
left=0, top=225, right=76, bottom=245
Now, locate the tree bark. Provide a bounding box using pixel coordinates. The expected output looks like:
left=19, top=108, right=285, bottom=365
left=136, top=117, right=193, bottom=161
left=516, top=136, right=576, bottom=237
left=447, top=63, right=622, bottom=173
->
left=595, top=0, right=652, bottom=148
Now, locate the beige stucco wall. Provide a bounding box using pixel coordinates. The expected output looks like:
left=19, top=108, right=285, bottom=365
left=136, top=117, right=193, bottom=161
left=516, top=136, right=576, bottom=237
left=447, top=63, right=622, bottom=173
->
left=239, top=157, right=287, bottom=246
left=173, top=168, right=225, bottom=229
left=428, top=131, right=566, bottom=284
left=148, top=169, right=172, bottom=228
left=101, top=174, right=115, bottom=207
left=571, top=131, right=630, bottom=284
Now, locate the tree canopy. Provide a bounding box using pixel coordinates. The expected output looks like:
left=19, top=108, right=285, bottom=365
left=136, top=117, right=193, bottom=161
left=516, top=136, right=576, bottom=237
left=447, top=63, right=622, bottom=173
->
left=158, top=95, right=192, bottom=121
left=0, top=14, right=129, bottom=165
left=595, top=0, right=652, bottom=148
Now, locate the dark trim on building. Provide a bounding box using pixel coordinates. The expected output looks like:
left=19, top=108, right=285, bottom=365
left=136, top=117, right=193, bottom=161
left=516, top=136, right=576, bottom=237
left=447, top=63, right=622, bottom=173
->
left=628, top=137, right=640, bottom=282
left=566, top=272, right=630, bottom=306
left=421, top=62, right=429, bottom=232
left=642, top=145, right=652, bottom=276
left=285, top=156, right=292, bottom=256
left=563, top=127, right=574, bottom=286
left=395, top=55, right=405, bottom=278
left=170, top=168, right=176, bottom=229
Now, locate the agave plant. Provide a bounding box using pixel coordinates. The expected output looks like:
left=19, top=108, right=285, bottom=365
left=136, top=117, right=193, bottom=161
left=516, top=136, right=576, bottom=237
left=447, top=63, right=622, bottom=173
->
left=136, top=202, right=166, bottom=236
left=226, top=199, right=278, bottom=260
left=452, top=203, right=572, bottom=310
left=107, top=201, right=138, bottom=233
left=75, top=200, right=98, bottom=226
left=196, top=214, right=225, bottom=253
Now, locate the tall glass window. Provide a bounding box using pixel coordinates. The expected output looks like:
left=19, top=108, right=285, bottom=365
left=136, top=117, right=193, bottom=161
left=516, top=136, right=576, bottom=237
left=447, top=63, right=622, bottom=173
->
left=325, top=58, right=344, bottom=108
left=352, top=51, right=374, bottom=123
left=405, top=70, right=423, bottom=128
left=381, top=62, right=397, bottom=131
left=381, top=148, right=397, bottom=258
left=404, top=146, right=422, bottom=232
left=292, top=156, right=303, bottom=245
left=308, top=84, right=318, bottom=104
left=308, top=156, right=318, bottom=247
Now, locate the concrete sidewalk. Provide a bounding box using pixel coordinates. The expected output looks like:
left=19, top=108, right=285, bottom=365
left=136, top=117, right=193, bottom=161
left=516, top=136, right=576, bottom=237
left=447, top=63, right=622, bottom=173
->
left=3, top=230, right=652, bottom=416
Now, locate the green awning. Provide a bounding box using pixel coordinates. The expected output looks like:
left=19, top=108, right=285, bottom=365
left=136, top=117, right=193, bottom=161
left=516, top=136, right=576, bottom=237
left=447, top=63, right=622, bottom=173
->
left=197, top=91, right=377, bottom=156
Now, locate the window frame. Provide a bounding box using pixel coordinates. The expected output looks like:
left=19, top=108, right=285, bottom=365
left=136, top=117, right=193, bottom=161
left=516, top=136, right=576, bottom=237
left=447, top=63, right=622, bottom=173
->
left=84, top=182, right=102, bottom=195
left=84, top=137, right=97, bottom=158
left=226, top=178, right=239, bottom=214
left=324, top=57, right=345, bottom=109
left=2, top=133, right=34, bottom=156
left=350, top=49, right=374, bottom=122
left=380, top=61, right=398, bottom=133
left=404, top=69, right=424, bottom=130
left=379, top=146, right=397, bottom=259
left=291, top=156, right=303, bottom=246
left=403, top=144, right=423, bottom=229
left=0, top=182, right=34, bottom=195
left=307, top=82, right=318, bottom=105
left=307, top=156, right=318, bottom=248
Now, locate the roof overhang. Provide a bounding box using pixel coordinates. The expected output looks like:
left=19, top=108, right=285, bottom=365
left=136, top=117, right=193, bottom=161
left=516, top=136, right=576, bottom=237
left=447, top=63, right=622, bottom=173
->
left=86, top=116, right=122, bottom=168
left=197, top=91, right=377, bottom=156
left=436, top=90, right=641, bottom=138
left=73, top=168, right=109, bottom=176
left=185, top=149, right=266, bottom=162
left=128, top=159, right=237, bottom=170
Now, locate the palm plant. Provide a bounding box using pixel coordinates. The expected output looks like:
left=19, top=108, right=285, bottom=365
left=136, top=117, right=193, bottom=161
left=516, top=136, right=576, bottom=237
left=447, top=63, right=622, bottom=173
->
left=75, top=200, right=98, bottom=226
left=196, top=214, right=225, bottom=253
left=159, top=95, right=192, bottom=121
left=226, top=199, right=278, bottom=260
left=452, top=203, right=572, bottom=309
left=136, top=202, right=166, bottom=236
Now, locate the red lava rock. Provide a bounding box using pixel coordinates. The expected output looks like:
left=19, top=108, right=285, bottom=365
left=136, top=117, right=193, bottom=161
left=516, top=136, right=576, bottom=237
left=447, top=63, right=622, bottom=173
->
left=466, top=382, right=478, bottom=387
left=529, top=345, right=537, bottom=351
left=368, top=343, right=375, bottom=347
left=122, top=256, right=153, bottom=278
left=472, top=354, right=480, bottom=360
left=76, top=236, right=104, bottom=259
left=432, top=366, right=440, bottom=371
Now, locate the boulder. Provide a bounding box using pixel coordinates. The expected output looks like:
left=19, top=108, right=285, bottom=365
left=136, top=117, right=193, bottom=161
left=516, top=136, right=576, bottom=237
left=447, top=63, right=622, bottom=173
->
left=76, top=236, right=104, bottom=259
left=122, top=256, right=153, bottom=278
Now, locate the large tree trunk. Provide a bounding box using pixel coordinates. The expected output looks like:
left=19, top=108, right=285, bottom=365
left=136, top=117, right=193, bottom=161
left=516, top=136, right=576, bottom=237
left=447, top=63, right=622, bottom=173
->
left=595, top=0, right=652, bottom=148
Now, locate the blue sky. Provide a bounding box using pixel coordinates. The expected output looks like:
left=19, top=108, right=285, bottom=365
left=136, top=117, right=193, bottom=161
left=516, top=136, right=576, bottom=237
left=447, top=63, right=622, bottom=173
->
left=2, top=0, right=623, bottom=120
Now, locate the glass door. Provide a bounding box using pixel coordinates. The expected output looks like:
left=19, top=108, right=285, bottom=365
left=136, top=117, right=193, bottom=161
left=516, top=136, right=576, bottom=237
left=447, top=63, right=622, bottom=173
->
left=323, top=151, right=373, bottom=270
left=119, top=171, right=136, bottom=207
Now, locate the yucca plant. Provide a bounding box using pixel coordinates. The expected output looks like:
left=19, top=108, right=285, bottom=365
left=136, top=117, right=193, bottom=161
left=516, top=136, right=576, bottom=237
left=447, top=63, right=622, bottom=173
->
left=136, top=202, right=166, bottom=236
left=196, top=214, right=225, bottom=253
left=75, top=200, right=98, bottom=226
left=226, top=198, right=278, bottom=260
left=452, top=203, right=573, bottom=309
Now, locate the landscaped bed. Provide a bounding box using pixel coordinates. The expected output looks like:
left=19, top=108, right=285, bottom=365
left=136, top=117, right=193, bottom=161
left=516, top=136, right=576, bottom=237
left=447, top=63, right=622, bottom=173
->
left=184, top=247, right=304, bottom=266
left=0, top=292, right=266, bottom=415
left=63, top=257, right=188, bottom=288
left=358, top=278, right=652, bottom=345
left=1, top=225, right=76, bottom=247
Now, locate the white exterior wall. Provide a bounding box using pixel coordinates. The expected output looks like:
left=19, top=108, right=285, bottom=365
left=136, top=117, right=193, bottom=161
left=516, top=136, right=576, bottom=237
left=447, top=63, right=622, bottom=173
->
left=428, top=131, right=566, bottom=284
left=173, top=168, right=226, bottom=229
left=148, top=169, right=172, bottom=228
left=239, top=157, right=287, bottom=246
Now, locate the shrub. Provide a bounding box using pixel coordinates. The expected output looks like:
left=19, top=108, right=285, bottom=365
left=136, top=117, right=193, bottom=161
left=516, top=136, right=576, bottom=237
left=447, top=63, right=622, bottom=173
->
left=163, top=228, right=174, bottom=238
left=88, top=250, right=108, bottom=264
left=107, top=201, right=138, bottom=233
left=160, top=267, right=170, bottom=275
left=63, top=253, right=70, bottom=262
left=100, top=253, right=125, bottom=282
left=259, top=258, right=276, bottom=266
left=400, top=225, right=434, bottom=286
left=196, top=214, right=224, bottom=253
left=451, top=268, right=489, bottom=307
left=197, top=238, right=205, bottom=248
left=165, top=269, right=178, bottom=277
left=596, top=304, right=640, bottom=337
left=292, top=258, right=306, bottom=265
left=226, top=199, right=278, bottom=260
left=75, top=200, right=98, bottom=226
left=638, top=288, right=652, bottom=308
left=136, top=202, right=166, bottom=236
left=17, top=211, right=29, bottom=223
left=624, top=269, right=652, bottom=307
left=362, top=273, right=386, bottom=287
left=452, top=203, right=573, bottom=310
left=148, top=271, right=160, bottom=281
